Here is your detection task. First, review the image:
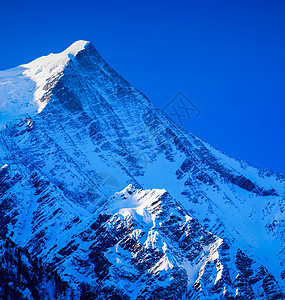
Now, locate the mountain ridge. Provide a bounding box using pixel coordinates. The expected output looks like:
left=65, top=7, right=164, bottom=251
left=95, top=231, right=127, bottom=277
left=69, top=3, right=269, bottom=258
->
left=0, top=41, right=284, bottom=299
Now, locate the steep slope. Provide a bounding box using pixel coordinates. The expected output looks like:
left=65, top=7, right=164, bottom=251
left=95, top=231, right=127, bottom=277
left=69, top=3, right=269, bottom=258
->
left=0, top=237, right=72, bottom=299
left=0, top=41, right=284, bottom=299
left=0, top=41, right=89, bottom=129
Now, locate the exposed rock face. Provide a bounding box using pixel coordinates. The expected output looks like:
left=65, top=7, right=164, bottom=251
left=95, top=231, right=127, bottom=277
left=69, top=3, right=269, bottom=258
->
left=0, top=41, right=284, bottom=299
left=0, top=237, right=71, bottom=299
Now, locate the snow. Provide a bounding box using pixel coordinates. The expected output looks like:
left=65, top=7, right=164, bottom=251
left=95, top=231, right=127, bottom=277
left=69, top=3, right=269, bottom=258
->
left=107, top=184, right=165, bottom=223
left=0, top=40, right=89, bottom=129
left=1, top=38, right=284, bottom=298
left=200, top=136, right=285, bottom=194
left=149, top=255, right=174, bottom=274
left=0, top=67, right=37, bottom=129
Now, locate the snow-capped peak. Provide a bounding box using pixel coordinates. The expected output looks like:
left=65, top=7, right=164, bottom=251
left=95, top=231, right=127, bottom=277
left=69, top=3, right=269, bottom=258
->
left=22, top=40, right=90, bottom=70
left=0, top=40, right=90, bottom=129
left=56, top=40, right=90, bottom=57
left=20, top=40, right=90, bottom=112
left=1, top=40, right=285, bottom=299
left=106, top=184, right=166, bottom=224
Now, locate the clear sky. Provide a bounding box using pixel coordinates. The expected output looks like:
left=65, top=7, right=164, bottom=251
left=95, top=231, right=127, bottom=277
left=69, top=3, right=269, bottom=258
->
left=1, top=0, right=284, bottom=174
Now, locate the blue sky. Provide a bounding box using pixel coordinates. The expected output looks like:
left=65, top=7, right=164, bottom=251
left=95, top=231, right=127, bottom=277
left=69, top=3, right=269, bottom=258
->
left=1, top=0, right=284, bottom=174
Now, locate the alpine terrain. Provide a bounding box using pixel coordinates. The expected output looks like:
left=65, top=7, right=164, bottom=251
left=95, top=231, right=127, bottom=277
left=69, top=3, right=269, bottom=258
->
left=0, top=40, right=284, bottom=299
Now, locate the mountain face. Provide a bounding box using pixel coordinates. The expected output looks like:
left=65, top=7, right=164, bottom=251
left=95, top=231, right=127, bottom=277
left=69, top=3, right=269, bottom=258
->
left=0, top=40, right=284, bottom=299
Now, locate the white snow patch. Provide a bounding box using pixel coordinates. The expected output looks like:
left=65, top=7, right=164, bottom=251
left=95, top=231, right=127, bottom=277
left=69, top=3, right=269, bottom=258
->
left=107, top=184, right=165, bottom=225
left=149, top=255, right=174, bottom=274
left=0, top=40, right=90, bottom=128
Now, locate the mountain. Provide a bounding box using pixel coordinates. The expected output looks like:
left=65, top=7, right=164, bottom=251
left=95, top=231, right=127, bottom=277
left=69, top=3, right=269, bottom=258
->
left=0, top=40, right=284, bottom=299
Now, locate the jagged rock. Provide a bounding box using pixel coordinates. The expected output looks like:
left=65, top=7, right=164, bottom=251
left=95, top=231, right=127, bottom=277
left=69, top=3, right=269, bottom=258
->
left=0, top=41, right=284, bottom=299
